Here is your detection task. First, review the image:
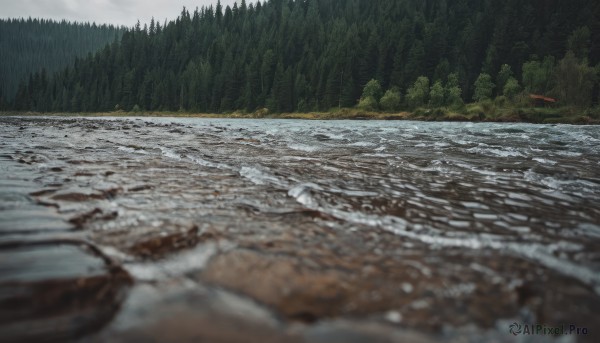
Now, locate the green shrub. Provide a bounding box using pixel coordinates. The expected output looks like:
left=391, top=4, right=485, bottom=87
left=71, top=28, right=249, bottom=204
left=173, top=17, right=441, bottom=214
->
left=512, top=91, right=531, bottom=107
left=429, top=81, right=445, bottom=107
left=466, top=103, right=484, bottom=117
left=380, top=89, right=402, bottom=112
left=357, top=96, right=378, bottom=111
left=496, top=64, right=514, bottom=93
left=432, top=108, right=447, bottom=117
left=503, top=77, right=521, bottom=100
left=254, top=108, right=270, bottom=117
left=406, top=76, right=430, bottom=109
left=361, top=79, right=383, bottom=101
left=494, top=96, right=508, bottom=108
left=445, top=72, right=463, bottom=107
left=413, top=107, right=430, bottom=116
left=480, top=99, right=496, bottom=114
left=584, top=106, right=600, bottom=119
left=473, top=73, right=495, bottom=102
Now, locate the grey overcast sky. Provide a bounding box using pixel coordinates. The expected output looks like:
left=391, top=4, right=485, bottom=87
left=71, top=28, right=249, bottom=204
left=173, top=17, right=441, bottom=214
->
left=0, top=0, right=239, bottom=27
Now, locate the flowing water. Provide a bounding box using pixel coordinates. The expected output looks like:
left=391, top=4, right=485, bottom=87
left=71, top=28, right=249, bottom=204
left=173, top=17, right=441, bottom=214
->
left=1, top=116, right=599, bottom=342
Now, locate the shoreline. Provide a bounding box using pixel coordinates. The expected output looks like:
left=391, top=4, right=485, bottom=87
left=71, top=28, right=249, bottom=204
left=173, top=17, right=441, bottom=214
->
left=1, top=107, right=599, bottom=125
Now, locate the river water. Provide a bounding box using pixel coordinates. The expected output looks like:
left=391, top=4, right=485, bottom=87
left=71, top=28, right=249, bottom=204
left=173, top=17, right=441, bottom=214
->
left=1, top=116, right=599, bottom=342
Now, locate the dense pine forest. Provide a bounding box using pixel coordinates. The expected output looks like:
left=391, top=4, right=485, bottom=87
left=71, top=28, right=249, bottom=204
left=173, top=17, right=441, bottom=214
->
left=3, top=0, right=599, bottom=114
left=0, top=18, right=123, bottom=107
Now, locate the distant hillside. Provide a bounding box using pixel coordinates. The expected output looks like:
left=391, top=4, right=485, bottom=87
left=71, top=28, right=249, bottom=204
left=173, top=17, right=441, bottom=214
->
left=0, top=18, right=123, bottom=100
left=4, top=0, right=599, bottom=113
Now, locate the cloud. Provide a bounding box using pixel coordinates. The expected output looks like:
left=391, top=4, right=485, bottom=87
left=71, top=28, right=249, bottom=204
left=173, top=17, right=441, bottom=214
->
left=0, top=0, right=239, bottom=27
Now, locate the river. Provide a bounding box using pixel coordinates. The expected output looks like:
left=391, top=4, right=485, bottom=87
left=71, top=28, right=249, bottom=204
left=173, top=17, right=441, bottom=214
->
left=1, top=116, right=599, bottom=342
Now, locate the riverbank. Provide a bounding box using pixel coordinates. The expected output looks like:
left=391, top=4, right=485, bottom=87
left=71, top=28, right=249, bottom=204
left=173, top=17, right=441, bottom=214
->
left=1, top=117, right=599, bottom=342
left=2, top=105, right=599, bottom=124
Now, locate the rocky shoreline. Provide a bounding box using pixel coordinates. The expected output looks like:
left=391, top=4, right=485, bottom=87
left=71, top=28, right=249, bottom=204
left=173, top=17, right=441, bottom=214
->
left=2, top=109, right=600, bottom=125
left=1, top=117, right=598, bottom=342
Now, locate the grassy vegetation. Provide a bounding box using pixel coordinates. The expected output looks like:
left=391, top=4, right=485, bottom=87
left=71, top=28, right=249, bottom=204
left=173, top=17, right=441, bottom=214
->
left=2, top=105, right=599, bottom=124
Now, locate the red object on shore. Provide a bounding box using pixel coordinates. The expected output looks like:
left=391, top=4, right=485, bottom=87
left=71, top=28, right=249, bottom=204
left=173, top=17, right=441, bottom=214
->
left=529, top=94, right=557, bottom=107
left=529, top=94, right=557, bottom=102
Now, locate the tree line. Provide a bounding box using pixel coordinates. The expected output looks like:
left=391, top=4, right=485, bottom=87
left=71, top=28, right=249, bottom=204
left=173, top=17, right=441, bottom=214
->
left=0, top=18, right=123, bottom=108
left=3, top=0, right=599, bottom=113
left=358, top=45, right=598, bottom=112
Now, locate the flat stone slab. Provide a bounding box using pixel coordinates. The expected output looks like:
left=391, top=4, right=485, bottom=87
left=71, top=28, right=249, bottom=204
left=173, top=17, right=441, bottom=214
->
left=0, top=241, right=132, bottom=342
left=0, top=244, right=106, bottom=283
left=0, top=208, right=73, bottom=233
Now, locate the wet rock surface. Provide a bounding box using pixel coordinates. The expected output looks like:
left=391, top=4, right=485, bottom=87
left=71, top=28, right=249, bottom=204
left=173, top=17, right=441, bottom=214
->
left=0, top=242, right=131, bottom=342
left=0, top=146, right=132, bottom=342
left=1, top=116, right=599, bottom=342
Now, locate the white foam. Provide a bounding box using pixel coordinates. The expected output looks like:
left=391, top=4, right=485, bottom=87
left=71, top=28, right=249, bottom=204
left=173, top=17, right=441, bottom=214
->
left=240, top=166, right=287, bottom=187
left=533, top=157, right=557, bottom=165
left=328, top=187, right=379, bottom=197
left=453, top=139, right=472, bottom=145
left=158, top=146, right=182, bottom=160
left=467, top=146, right=525, bottom=158
left=557, top=151, right=583, bottom=157
left=117, top=146, right=136, bottom=153
left=327, top=133, right=345, bottom=140
left=349, top=141, right=377, bottom=147
left=189, top=156, right=234, bottom=170
left=288, top=143, right=319, bottom=152
left=362, top=153, right=395, bottom=158
left=288, top=184, right=321, bottom=208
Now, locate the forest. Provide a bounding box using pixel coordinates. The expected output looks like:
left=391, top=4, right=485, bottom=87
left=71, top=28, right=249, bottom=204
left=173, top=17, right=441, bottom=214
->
left=0, top=18, right=123, bottom=106
left=2, top=0, right=599, bottom=115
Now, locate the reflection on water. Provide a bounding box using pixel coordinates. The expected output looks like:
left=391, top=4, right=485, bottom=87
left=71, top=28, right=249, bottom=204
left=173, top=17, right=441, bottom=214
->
left=1, top=117, right=599, bottom=342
